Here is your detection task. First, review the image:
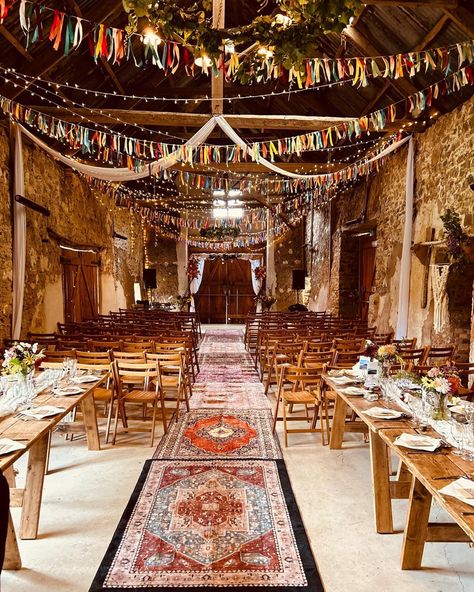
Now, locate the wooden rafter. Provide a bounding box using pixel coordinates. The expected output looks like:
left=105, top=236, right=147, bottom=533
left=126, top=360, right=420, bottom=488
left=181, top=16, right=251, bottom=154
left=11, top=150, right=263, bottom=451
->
left=28, top=107, right=423, bottom=132
left=361, top=13, right=451, bottom=115
left=211, top=0, right=225, bottom=115
left=443, top=6, right=474, bottom=38
left=364, top=0, right=457, bottom=7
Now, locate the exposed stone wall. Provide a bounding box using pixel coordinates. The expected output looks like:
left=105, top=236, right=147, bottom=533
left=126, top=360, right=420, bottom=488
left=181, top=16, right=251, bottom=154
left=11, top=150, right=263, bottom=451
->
left=146, top=232, right=178, bottom=304
left=306, top=96, right=474, bottom=360
left=274, top=222, right=305, bottom=311
left=0, top=124, right=144, bottom=339
left=0, top=127, right=12, bottom=340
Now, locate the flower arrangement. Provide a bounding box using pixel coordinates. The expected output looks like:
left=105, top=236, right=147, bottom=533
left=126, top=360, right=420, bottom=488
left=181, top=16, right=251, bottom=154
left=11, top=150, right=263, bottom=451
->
left=377, top=344, right=403, bottom=364
left=2, top=342, right=45, bottom=377
left=441, top=208, right=469, bottom=266
left=187, top=256, right=200, bottom=281
left=176, top=294, right=191, bottom=311
left=420, top=365, right=461, bottom=420
left=255, top=292, right=276, bottom=311
left=253, top=265, right=266, bottom=282
left=364, top=340, right=379, bottom=360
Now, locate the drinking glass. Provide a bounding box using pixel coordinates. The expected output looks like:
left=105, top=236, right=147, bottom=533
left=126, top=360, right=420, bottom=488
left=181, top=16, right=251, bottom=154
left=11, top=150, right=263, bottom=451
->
left=451, top=418, right=466, bottom=456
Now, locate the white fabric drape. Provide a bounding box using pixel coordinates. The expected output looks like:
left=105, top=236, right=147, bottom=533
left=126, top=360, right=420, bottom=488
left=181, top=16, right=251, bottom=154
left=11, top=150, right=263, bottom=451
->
left=266, top=209, right=276, bottom=294
left=19, top=117, right=410, bottom=182
left=19, top=119, right=217, bottom=181
left=189, top=257, right=205, bottom=312
left=395, top=137, right=415, bottom=339
left=250, top=258, right=264, bottom=295
left=431, top=264, right=450, bottom=332
left=176, top=227, right=188, bottom=296
left=12, top=123, right=26, bottom=339
left=215, top=116, right=411, bottom=180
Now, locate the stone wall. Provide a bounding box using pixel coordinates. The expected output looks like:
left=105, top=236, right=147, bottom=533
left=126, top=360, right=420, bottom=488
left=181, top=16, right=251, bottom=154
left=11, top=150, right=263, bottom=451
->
left=274, top=222, right=305, bottom=311
left=306, top=96, right=474, bottom=360
left=146, top=231, right=179, bottom=304
left=0, top=123, right=144, bottom=339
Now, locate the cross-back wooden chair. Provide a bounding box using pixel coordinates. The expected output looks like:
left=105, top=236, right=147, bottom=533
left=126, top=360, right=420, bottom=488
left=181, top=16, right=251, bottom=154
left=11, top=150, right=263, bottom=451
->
left=272, top=363, right=327, bottom=446
left=111, top=360, right=168, bottom=446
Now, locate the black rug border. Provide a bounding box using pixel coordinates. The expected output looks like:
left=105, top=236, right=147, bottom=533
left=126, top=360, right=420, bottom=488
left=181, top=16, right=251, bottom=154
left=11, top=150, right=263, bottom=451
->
left=89, top=458, right=323, bottom=592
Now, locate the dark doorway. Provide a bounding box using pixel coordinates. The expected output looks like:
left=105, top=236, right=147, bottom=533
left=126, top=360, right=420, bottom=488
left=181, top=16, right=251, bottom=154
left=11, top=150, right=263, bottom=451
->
left=61, top=249, right=100, bottom=323
left=196, top=258, right=255, bottom=323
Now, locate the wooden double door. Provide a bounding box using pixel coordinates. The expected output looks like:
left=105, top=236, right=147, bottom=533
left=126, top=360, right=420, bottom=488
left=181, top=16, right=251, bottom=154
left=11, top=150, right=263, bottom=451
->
left=196, top=258, right=255, bottom=324
left=61, top=249, right=99, bottom=323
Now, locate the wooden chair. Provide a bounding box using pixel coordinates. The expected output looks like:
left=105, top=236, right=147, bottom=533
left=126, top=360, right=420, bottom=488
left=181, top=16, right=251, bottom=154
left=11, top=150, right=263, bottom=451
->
left=392, top=337, right=417, bottom=350
left=56, top=339, right=87, bottom=350
left=146, top=351, right=190, bottom=419
left=420, top=346, right=455, bottom=366
left=111, top=361, right=168, bottom=446
left=397, top=347, right=427, bottom=371
left=112, top=351, right=146, bottom=363
left=43, top=349, right=76, bottom=362
left=88, top=339, right=123, bottom=352
left=332, top=350, right=362, bottom=368
left=272, top=364, right=326, bottom=447
left=333, top=338, right=365, bottom=352
left=373, top=332, right=394, bottom=345
left=27, top=332, right=57, bottom=349
left=455, top=362, right=474, bottom=401
left=122, top=341, right=154, bottom=354
left=264, top=341, right=305, bottom=396
left=76, top=350, right=112, bottom=365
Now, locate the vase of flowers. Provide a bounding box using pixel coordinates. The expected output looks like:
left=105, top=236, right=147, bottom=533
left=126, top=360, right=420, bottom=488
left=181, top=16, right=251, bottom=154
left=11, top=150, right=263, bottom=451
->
left=420, top=365, right=461, bottom=421
left=2, top=342, right=44, bottom=378
left=176, top=294, right=191, bottom=311
left=376, top=344, right=403, bottom=378
left=255, top=293, right=276, bottom=311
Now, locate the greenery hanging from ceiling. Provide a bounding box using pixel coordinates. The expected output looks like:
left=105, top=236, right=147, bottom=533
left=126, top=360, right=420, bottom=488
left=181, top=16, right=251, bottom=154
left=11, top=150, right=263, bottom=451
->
left=200, top=226, right=241, bottom=240
left=122, top=0, right=361, bottom=69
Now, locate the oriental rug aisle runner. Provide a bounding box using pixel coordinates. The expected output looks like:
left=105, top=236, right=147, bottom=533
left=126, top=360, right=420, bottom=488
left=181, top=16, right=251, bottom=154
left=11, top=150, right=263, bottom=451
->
left=90, top=329, right=323, bottom=592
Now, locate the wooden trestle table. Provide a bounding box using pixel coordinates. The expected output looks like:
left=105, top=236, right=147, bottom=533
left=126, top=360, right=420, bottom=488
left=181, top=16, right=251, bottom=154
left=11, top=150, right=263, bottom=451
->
left=0, top=375, right=103, bottom=570
left=324, top=376, right=474, bottom=569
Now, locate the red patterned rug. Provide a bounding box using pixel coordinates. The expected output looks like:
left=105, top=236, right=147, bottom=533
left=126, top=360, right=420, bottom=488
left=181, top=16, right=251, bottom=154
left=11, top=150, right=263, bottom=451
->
left=153, top=410, right=281, bottom=460
left=89, top=459, right=322, bottom=591
left=90, top=329, right=322, bottom=591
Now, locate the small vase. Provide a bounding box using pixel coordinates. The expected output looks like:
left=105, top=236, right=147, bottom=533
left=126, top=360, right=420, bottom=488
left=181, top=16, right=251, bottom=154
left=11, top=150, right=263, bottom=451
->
left=379, top=360, right=392, bottom=379
left=430, top=391, right=450, bottom=421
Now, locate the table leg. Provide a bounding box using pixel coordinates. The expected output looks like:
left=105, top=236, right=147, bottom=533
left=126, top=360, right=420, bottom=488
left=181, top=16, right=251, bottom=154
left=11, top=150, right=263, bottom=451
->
left=401, top=477, right=432, bottom=570
left=81, top=391, right=100, bottom=451
left=369, top=430, right=393, bottom=533
left=4, top=511, right=21, bottom=569
left=329, top=393, right=347, bottom=449
left=19, top=433, right=49, bottom=540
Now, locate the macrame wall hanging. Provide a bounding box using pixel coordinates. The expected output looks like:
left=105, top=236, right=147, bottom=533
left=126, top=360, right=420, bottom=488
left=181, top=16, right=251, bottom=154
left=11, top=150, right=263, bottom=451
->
left=430, top=264, right=450, bottom=332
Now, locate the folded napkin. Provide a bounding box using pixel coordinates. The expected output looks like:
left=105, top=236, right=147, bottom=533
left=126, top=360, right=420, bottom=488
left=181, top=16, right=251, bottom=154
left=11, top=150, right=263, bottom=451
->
left=329, top=376, right=356, bottom=386
left=394, top=433, right=441, bottom=452
left=341, top=386, right=367, bottom=396
left=72, top=374, right=98, bottom=384
left=439, top=477, right=474, bottom=507
left=0, top=438, right=26, bottom=456
left=328, top=370, right=345, bottom=377
left=18, top=406, right=66, bottom=420
left=363, top=406, right=403, bottom=419
left=53, top=386, right=84, bottom=396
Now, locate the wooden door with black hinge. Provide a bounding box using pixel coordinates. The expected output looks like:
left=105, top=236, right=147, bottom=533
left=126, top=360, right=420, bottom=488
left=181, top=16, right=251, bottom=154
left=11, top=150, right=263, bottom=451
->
left=61, top=250, right=100, bottom=323
left=195, top=258, right=255, bottom=323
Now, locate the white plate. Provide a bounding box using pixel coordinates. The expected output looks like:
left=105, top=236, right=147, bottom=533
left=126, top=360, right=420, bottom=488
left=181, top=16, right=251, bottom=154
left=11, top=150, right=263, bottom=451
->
left=19, top=406, right=66, bottom=419
left=341, top=386, right=367, bottom=396
left=363, top=407, right=403, bottom=420
left=394, top=433, right=441, bottom=452
left=53, top=386, right=84, bottom=396
left=72, top=375, right=98, bottom=383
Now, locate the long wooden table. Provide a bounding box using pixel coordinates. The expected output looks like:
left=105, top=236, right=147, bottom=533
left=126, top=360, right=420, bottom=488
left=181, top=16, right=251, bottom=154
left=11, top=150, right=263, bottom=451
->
left=1, top=375, right=103, bottom=570
left=325, top=376, right=474, bottom=569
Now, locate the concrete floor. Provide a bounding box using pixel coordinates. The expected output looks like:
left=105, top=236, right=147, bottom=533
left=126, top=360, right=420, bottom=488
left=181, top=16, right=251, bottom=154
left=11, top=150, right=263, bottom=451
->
left=2, top=326, right=474, bottom=592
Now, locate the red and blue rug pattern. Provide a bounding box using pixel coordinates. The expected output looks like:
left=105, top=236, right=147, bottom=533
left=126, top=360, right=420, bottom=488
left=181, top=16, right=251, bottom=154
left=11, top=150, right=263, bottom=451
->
left=89, top=329, right=322, bottom=591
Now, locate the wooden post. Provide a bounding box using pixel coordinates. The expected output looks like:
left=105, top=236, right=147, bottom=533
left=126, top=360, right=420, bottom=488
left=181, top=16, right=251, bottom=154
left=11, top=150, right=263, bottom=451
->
left=211, top=0, right=225, bottom=115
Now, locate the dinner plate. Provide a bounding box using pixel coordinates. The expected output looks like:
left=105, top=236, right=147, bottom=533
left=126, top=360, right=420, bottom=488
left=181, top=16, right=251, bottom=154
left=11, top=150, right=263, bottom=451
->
left=72, top=375, right=98, bottom=383
left=19, top=406, right=66, bottom=419
left=363, top=407, right=403, bottom=420
left=0, top=438, right=26, bottom=456
left=53, top=386, right=84, bottom=396
left=341, top=386, right=367, bottom=396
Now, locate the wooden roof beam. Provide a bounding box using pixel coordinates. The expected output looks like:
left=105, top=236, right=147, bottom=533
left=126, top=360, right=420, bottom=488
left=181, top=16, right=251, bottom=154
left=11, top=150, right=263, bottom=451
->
left=27, top=108, right=422, bottom=132
left=363, top=0, right=457, bottom=7
left=443, top=6, right=474, bottom=38
left=361, top=13, right=450, bottom=115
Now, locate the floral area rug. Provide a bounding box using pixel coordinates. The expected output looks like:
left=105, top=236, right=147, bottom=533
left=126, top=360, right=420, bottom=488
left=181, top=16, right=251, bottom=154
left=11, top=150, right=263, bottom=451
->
left=153, top=409, right=281, bottom=460
left=89, top=329, right=322, bottom=591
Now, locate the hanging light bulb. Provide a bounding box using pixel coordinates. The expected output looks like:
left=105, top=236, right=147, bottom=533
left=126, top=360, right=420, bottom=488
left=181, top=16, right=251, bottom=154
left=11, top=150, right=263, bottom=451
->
left=142, top=27, right=162, bottom=46
left=194, top=54, right=213, bottom=68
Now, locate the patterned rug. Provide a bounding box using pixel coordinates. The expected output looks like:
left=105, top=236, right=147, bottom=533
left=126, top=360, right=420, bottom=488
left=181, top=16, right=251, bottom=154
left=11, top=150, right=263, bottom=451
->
left=89, top=459, right=322, bottom=591
left=90, top=328, right=322, bottom=591
left=153, top=410, right=282, bottom=460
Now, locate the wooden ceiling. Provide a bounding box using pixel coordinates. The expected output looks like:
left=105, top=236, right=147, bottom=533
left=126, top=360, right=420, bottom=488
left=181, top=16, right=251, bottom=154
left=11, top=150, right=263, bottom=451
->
left=0, top=0, right=473, bottom=210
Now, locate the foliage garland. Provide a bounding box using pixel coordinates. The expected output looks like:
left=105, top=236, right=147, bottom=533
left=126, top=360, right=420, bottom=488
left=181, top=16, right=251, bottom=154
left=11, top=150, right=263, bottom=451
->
left=440, top=208, right=469, bottom=266
left=199, top=225, right=241, bottom=240
left=123, top=0, right=361, bottom=68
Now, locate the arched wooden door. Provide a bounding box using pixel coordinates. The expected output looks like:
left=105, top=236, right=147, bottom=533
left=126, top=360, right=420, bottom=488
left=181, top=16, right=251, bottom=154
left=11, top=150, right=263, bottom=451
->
left=195, top=258, right=255, bottom=323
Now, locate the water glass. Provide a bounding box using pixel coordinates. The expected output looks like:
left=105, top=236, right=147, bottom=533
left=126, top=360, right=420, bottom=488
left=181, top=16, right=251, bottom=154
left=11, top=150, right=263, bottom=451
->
left=451, top=418, right=466, bottom=456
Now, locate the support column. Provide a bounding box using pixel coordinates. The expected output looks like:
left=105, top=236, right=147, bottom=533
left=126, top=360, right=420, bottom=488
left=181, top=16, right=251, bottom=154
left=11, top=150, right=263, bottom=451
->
left=266, top=209, right=276, bottom=295
left=177, top=224, right=189, bottom=296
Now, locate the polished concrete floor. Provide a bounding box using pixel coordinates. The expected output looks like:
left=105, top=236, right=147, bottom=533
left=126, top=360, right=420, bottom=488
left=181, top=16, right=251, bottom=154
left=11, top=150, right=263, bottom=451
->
left=2, top=326, right=474, bottom=592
